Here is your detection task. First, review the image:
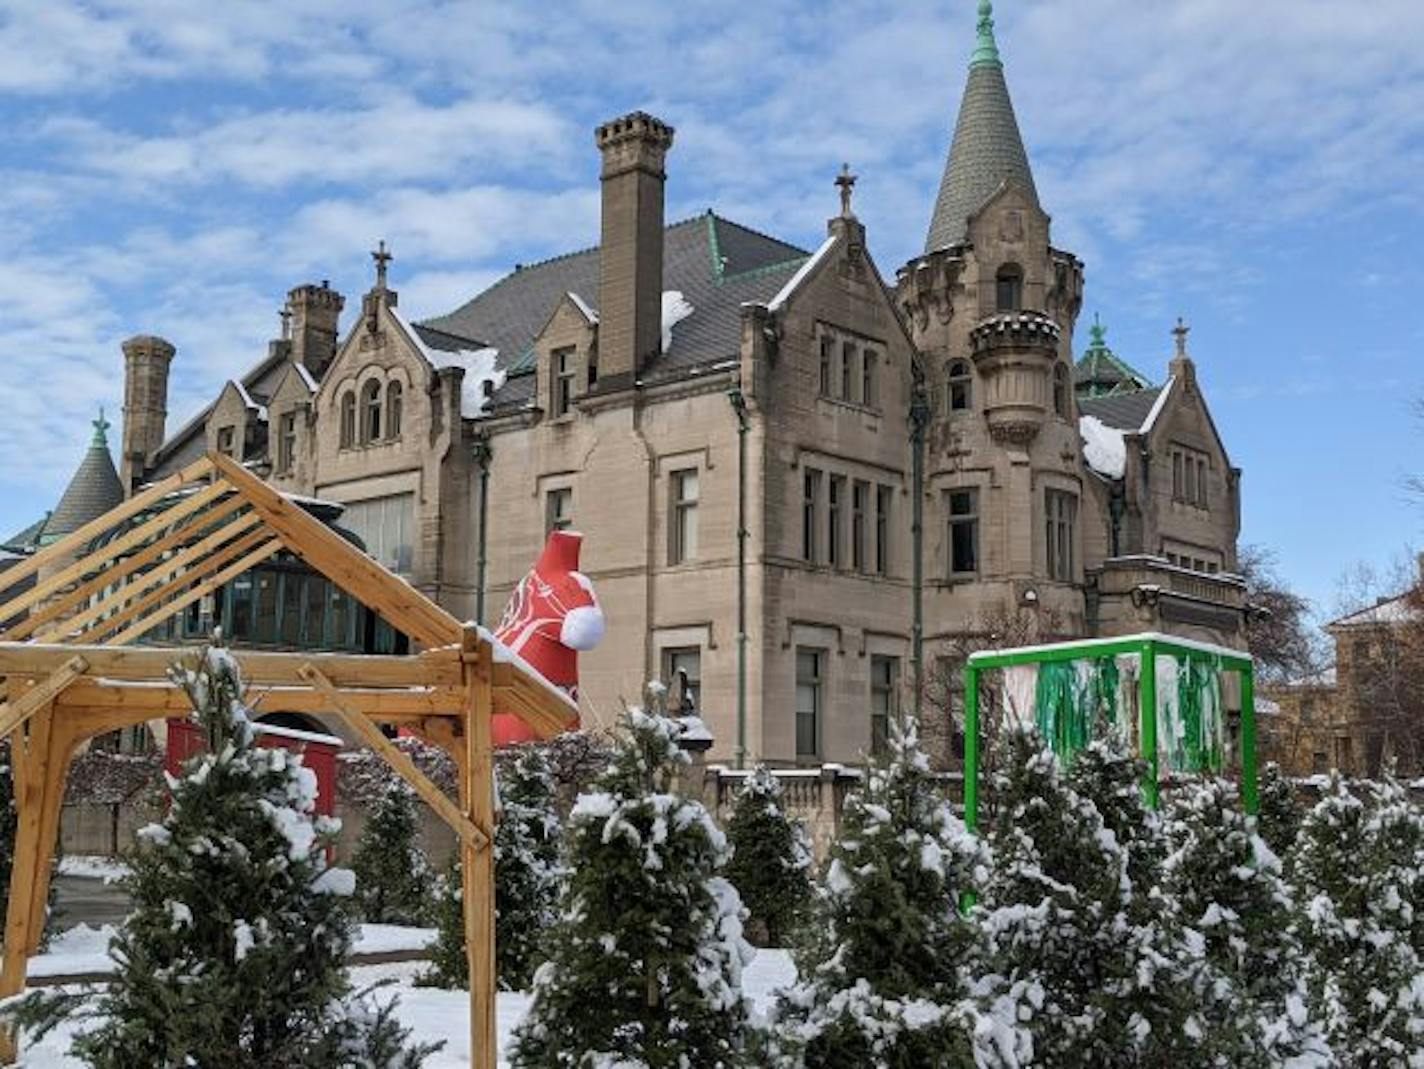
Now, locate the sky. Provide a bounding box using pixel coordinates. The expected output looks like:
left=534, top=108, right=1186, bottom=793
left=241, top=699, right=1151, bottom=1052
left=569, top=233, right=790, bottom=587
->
left=1, top=0, right=1421, bottom=626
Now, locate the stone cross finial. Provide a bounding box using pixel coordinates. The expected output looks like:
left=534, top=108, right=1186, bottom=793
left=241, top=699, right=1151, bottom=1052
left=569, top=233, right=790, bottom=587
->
left=279, top=303, right=292, bottom=341
left=92, top=407, right=111, bottom=447
left=1173, top=316, right=1190, bottom=358
left=835, top=163, right=857, bottom=218
left=372, top=239, right=393, bottom=289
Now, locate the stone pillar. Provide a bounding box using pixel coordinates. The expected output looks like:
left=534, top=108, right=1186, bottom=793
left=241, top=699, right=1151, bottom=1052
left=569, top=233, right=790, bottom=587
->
left=120, top=335, right=175, bottom=493
left=288, top=282, right=345, bottom=381
left=594, top=111, right=674, bottom=392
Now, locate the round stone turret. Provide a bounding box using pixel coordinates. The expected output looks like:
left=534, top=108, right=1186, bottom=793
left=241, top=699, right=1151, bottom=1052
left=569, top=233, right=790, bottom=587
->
left=969, top=310, right=1062, bottom=445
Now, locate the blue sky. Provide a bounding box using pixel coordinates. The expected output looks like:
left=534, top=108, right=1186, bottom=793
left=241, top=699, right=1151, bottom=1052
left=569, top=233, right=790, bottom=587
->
left=2, top=0, right=1422, bottom=626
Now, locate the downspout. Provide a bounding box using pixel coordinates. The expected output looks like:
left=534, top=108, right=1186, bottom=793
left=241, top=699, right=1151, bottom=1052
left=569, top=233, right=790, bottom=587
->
left=471, top=433, right=492, bottom=626
left=909, top=363, right=931, bottom=720
left=728, top=387, right=750, bottom=769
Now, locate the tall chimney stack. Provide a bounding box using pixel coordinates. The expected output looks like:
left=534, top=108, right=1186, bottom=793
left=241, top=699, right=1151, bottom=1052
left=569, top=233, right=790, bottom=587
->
left=120, top=334, right=175, bottom=494
left=594, top=111, right=674, bottom=390
left=288, top=281, right=345, bottom=381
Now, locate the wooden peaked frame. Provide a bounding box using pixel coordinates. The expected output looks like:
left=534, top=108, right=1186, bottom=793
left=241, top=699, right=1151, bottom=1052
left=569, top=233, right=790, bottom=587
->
left=0, top=452, right=575, bottom=1066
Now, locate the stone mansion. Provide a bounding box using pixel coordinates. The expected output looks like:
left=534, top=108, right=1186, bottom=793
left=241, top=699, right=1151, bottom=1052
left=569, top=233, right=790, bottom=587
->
left=51, top=3, right=1246, bottom=767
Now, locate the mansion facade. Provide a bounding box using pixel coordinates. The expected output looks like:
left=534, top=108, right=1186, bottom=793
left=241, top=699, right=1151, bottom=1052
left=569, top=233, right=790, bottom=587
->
left=83, top=4, right=1245, bottom=767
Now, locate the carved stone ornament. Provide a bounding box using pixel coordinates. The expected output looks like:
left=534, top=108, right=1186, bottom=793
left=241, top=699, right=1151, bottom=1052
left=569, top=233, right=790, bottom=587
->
left=989, top=418, right=1039, bottom=446
left=999, top=210, right=1025, bottom=244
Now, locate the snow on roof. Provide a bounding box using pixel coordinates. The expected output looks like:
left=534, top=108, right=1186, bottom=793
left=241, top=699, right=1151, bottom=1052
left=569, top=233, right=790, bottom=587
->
left=293, top=362, right=319, bottom=392
left=675, top=715, right=714, bottom=744
left=391, top=309, right=506, bottom=419
left=661, top=290, right=693, bottom=353
left=567, top=291, right=598, bottom=323
left=1080, top=414, right=1126, bottom=479
left=232, top=380, right=267, bottom=421
left=767, top=235, right=838, bottom=312
left=1140, top=376, right=1175, bottom=434
left=1330, top=594, right=1418, bottom=629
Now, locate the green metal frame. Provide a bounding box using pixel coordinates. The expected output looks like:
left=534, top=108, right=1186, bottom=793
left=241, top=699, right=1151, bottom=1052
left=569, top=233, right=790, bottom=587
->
left=962, top=632, right=1257, bottom=833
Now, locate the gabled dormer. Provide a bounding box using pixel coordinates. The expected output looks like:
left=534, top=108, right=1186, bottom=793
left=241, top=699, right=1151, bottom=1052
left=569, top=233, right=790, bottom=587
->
left=207, top=380, right=266, bottom=463
left=534, top=292, right=599, bottom=420
left=266, top=360, right=318, bottom=484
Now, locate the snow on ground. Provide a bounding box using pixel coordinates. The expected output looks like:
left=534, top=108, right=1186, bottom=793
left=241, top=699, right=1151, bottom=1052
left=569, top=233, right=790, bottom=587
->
left=29, top=924, right=438, bottom=979
left=16, top=951, right=797, bottom=1067
left=55, top=857, right=129, bottom=883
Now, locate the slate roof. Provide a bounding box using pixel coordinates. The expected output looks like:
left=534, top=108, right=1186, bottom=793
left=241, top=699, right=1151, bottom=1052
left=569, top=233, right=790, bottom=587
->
left=2, top=514, right=49, bottom=555
left=43, top=425, right=125, bottom=543
left=1077, top=388, right=1165, bottom=434
left=925, top=59, right=1039, bottom=251
left=421, top=212, right=809, bottom=415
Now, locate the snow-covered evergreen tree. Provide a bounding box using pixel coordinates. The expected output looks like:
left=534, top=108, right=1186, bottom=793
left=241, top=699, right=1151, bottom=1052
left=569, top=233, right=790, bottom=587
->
left=8, top=645, right=437, bottom=1068
left=493, top=745, right=562, bottom=991
left=508, top=692, right=755, bottom=1067
left=724, top=765, right=811, bottom=947
left=1294, top=775, right=1424, bottom=1064
left=773, top=717, right=997, bottom=1068
left=415, top=856, right=466, bottom=990
left=352, top=778, right=434, bottom=926
left=1163, top=777, right=1326, bottom=1067
left=981, top=725, right=1156, bottom=1068
left=1255, top=761, right=1303, bottom=861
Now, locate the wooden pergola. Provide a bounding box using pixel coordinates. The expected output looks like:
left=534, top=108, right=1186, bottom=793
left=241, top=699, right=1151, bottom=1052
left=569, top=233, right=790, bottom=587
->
left=0, top=452, right=573, bottom=1066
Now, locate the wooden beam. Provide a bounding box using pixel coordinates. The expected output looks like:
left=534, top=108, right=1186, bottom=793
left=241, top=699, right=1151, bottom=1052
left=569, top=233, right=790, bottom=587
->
left=0, top=456, right=215, bottom=603
left=299, top=664, right=488, bottom=851
left=104, top=538, right=282, bottom=647
left=463, top=627, right=497, bottom=1069
left=0, top=644, right=463, bottom=688
left=0, top=657, right=89, bottom=741
left=25, top=719, right=80, bottom=954
left=491, top=662, right=578, bottom=739
left=209, top=453, right=462, bottom=648
left=34, top=512, right=263, bottom=644
left=2, top=494, right=249, bottom=641
left=79, top=525, right=269, bottom=645
left=0, top=482, right=231, bottom=625
left=56, top=680, right=464, bottom=716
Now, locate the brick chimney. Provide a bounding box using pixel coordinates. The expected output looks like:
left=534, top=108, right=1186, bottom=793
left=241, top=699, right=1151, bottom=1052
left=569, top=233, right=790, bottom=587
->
left=120, top=334, right=175, bottom=494
left=288, top=282, right=345, bottom=381
left=594, top=111, right=674, bottom=390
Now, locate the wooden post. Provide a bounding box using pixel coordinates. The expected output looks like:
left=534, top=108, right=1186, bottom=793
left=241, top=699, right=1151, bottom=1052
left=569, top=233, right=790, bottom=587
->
left=0, top=709, right=55, bottom=1064
left=25, top=721, right=80, bottom=954
left=462, top=630, right=497, bottom=1068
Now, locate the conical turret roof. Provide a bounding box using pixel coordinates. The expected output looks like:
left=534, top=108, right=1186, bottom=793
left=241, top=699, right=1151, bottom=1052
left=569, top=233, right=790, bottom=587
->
left=43, top=412, right=124, bottom=544
left=924, top=1, right=1039, bottom=251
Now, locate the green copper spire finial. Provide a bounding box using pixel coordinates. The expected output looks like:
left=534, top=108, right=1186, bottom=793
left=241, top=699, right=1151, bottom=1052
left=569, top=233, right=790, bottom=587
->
left=91, top=407, right=111, bottom=447
left=1088, top=313, right=1107, bottom=351
left=970, top=0, right=1001, bottom=68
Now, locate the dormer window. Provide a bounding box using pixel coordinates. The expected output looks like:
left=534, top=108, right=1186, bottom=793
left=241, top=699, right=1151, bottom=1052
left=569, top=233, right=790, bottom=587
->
left=339, top=392, right=356, bottom=448
left=996, top=264, right=1023, bottom=311
left=361, top=380, right=382, bottom=443
left=276, top=411, right=297, bottom=474
left=947, top=360, right=972, bottom=413
left=216, top=425, right=236, bottom=458
left=552, top=347, right=575, bottom=417
left=386, top=381, right=403, bottom=440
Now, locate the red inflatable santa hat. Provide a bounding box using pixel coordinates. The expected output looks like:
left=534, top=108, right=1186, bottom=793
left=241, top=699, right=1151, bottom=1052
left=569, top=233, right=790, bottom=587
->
left=491, top=529, right=604, bottom=746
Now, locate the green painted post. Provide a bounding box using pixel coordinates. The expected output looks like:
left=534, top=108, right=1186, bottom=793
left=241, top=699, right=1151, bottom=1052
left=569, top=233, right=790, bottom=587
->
left=1140, top=641, right=1159, bottom=809
left=964, top=665, right=980, bottom=834
left=1240, top=666, right=1259, bottom=816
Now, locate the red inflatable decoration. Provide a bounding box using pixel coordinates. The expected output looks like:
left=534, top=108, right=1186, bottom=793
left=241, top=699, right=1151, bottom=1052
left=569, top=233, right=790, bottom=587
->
left=491, top=530, right=604, bottom=746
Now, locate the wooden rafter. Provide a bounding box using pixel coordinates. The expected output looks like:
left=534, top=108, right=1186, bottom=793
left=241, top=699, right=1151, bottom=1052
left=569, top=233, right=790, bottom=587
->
left=0, top=456, right=215, bottom=601
left=34, top=512, right=264, bottom=644
left=301, top=664, right=489, bottom=850
left=2, top=494, right=249, bottom=641
left=0, top=482, right=232, bottom=624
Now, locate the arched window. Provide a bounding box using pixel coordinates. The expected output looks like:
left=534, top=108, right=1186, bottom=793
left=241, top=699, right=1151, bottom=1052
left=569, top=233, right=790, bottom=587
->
left=339, top=392, right=356, bottom=449
left=947, top=360, right=973, bottom=413
left=362, top=379, right=382, bottom=443
left=386, top=381, right=403, bottom=440
left=996, top=264, right=1023, bottom=312
left=1053, top=363, right=1070, bottom=418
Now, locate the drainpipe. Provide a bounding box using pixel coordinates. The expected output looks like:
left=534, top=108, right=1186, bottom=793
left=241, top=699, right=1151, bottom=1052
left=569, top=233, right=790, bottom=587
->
left=727, top=387, right=750, bottom=769
left=471, top=433, right=492, bottom=626
left=909, top=365, right=931, bottom=720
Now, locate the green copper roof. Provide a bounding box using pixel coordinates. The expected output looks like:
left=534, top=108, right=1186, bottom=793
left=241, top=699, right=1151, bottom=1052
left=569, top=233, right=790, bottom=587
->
left=924, top=1, right=1039, bottom=251
left=1074, top=316, right=1155, bottom=399
left=970, top=0, right=1001, bottom=68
